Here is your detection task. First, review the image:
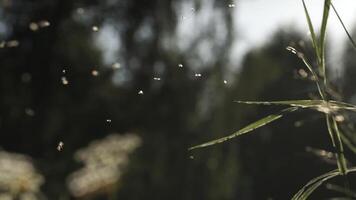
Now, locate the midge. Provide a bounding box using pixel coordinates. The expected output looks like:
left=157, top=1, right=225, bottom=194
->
left=57, top=141, right=64, bottom=151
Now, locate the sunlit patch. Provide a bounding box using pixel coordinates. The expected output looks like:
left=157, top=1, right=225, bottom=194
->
left=316, top=105, right=332, bottom=114
left=314, top=102, right=342, bottom=114
left=67, top=133, right=141, bottom=198
left=138, top=90, right=144, bottom=95
left=223, top=80, right=228, bottom=84
left=178, top=64, right=183, bottom=68
left=228, top=3, right=235, bottom=8
left=106, top=119, right=111, bottom=123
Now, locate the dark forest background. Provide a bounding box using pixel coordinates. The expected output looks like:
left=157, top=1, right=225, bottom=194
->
left=1, top=0, right=356, bottom=199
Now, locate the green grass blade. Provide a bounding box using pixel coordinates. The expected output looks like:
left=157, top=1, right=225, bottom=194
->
left=235, top=100, right=324, bottom=108
left=339, top=128, right=356, bottom=154
left=286, top=47, right=326, bottom=99
left=300, top=54, right=326, bottom=99
left=326, top=114, right=347, bottom=175
left=326, top=114, right=337, bottom=149
left=188, top=107, right=298, bottom=150
left=292, top=169, right=340, bottom=200
left=329, top=101, right=356, bottom=110
left=235, top=100, right=356, bottom=113
left=331, top=3, right=356, bottom=50
left=326, top=184, right=356, bottom=198
left=302, top=0, right=321, bottom=61
left=319, top=0, right=331, bottom=83
left=331, top=117, right=348, bottom=175
left=293, top=168, right=356, bottom=200
left=300, top=177, right=332, bottom=199
left=341, top=134, right=356, bottom=154
left=320, top=0, right=331, bottom=52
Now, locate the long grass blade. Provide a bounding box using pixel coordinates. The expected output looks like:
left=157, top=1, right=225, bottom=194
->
left=319, top=0, right=331, bottom=83
left=235, top=100, right=356, bottom=113
left=331, top=3, right=356, bottom=49
left=339, top=126, right=356, bottom=154
left=292, top=168, right=356, bottom=200
left=326, top=184, right=356, bottom=198
left=331, top=117, right=348, bottom=174
left=320, top=0, right=331, bottom=53
left=326, top=114, right=347, bottom=175
left=188, top=107, right=298, bottom=150
left=302, top=0, right=321, bottom=61
left=340, top=133, right=356, bottom=154
left=235, top=100, right=324, bottom=108
left=286, top=47, right=326, bottom=100
left=292, top=169, right=340, bottom=200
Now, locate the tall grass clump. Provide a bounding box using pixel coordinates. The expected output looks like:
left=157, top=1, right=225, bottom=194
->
left=189, top=0, right=356, bottom=199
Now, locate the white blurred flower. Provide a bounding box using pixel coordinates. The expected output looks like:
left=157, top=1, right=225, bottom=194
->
left=0, top=193, right=12, bottom=200
left=67, top=133, right=141, bottom=198
left=0, top=151, right=44, bottom=198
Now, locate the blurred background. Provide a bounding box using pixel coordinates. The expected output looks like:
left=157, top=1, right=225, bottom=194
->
left=1, top=0, right=356, bottom=199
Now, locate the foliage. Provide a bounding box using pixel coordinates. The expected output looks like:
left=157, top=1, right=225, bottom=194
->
left=190, top=0, right=356, bottom=199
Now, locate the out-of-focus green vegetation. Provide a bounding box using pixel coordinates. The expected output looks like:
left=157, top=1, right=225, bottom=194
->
left=1, top=0, right=356, bottom=199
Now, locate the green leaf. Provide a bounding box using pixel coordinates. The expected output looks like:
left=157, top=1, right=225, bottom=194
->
left=331, top=3, right=356, bottom=50
left=188, top=107, right=298, bottom=150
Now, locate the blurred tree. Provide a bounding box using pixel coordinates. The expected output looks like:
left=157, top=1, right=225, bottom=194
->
left=0, top=0, right=242, bottom=199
